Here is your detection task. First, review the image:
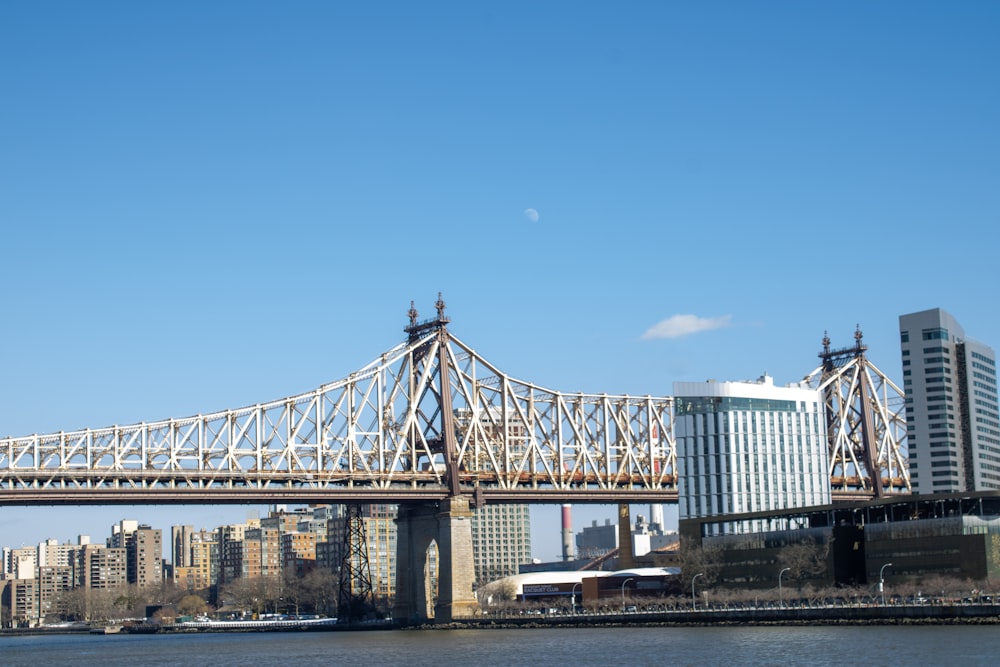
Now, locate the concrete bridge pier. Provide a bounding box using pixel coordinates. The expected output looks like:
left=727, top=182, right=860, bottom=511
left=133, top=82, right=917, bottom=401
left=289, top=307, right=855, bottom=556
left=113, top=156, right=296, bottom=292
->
left=394, top=496, right=477, bottom=624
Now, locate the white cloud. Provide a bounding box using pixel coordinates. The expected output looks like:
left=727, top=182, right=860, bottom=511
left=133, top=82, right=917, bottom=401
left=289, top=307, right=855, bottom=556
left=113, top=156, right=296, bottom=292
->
left=641, top=314, right=732, bottom=340
left=523, top=208, right=539, bottom=222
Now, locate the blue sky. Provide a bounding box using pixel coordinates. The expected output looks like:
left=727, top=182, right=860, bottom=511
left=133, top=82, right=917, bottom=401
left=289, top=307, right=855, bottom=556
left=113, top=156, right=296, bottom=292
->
left=1, top=2, right=998, bottom=561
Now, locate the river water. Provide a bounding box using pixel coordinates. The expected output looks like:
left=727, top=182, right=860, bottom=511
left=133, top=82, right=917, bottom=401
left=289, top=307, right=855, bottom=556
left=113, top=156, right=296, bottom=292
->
left=2, top=625, right=997, bottom=667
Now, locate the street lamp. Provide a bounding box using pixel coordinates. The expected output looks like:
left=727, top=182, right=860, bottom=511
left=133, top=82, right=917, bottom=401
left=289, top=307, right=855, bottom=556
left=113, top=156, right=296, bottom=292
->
left=571, top=582, right=582, bottom=612
left=879, top=563, right=893, bottom=606
left=778, top=567, right=791, bottom=608
left=692, top=573, right=704, bottom=610
left=621, top=578, right=634, bottom=612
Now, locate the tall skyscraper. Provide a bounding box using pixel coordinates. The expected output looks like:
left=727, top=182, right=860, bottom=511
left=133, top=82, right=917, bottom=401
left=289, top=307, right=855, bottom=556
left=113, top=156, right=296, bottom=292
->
left=674, top=375, right=830, bottom=535
left=899, top=308, right=1000, bottom=494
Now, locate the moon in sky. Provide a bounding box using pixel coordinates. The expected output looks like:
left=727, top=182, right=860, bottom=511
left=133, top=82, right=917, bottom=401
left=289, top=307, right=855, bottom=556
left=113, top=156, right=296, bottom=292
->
left=523, top=208, right=539, bottom=222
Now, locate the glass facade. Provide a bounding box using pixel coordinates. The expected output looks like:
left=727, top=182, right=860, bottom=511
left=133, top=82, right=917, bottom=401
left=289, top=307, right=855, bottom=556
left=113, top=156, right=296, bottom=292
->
left=674, top=377, right=830, bottom=536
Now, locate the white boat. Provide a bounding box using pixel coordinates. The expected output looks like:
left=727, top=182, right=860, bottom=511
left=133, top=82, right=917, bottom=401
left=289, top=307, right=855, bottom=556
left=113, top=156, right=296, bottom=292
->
left=178, top=617, right=338, bottom=630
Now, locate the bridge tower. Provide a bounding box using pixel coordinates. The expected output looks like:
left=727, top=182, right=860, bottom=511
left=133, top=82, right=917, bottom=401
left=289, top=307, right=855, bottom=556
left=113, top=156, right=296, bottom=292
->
left=804, top=328, right=910, bottom=499
left=392, top=295, right=478, bottom=624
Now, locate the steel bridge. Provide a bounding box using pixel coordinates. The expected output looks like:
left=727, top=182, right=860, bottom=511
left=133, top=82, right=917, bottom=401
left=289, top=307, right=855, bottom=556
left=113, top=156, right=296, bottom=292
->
left=0, top=303, right=908, bottom=508
left=0, top=297, right=677, bottom=507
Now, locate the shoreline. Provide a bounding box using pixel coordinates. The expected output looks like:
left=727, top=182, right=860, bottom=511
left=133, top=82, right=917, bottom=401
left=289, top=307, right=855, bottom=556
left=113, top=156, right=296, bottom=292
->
left=441, top=603, right=1000, bottom=628
left=4, top=604, right=999, bottom=636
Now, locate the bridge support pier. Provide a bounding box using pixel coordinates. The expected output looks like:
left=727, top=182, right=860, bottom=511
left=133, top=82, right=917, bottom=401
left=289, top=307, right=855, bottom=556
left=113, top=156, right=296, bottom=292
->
left=394, top=496, right=477, bottom=624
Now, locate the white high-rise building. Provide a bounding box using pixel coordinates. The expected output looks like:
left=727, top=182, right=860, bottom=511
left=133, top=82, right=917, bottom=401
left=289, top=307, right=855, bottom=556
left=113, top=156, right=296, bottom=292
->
left=899, top=308, right=1000, bottom=494
left=674, top=375, right=830, bottom=535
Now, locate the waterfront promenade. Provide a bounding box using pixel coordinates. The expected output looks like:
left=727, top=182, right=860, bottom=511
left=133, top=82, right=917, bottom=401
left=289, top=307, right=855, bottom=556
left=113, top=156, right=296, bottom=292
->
left=448, top=600, right=1000, bottom=628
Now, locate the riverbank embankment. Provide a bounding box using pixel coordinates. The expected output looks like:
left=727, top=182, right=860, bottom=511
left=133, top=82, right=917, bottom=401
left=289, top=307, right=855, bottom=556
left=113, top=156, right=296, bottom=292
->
left=5, top=603, right=1000, bottom=636
left=444, top=603, right=1000, bottom=628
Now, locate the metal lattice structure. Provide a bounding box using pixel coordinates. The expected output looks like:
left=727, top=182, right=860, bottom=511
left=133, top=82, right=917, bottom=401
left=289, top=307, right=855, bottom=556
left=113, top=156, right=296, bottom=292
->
left=0, top=299, right=677, bottom=506
left=803, top=328, right=910, bottom=499
left=337, top=503, right=374, bottom=621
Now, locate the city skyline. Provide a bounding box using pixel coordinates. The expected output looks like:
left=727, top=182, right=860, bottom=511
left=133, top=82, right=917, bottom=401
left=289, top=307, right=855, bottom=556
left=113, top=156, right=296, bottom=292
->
left=2, top=3, right=998, bottom=559
left=0, top=502, right=672, bottom=565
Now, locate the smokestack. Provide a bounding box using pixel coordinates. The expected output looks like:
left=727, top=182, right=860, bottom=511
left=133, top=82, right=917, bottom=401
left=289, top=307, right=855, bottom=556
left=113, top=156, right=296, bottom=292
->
left=561, top=504, right=573, bottom=562
left=650, top=504, right=664, bottom=532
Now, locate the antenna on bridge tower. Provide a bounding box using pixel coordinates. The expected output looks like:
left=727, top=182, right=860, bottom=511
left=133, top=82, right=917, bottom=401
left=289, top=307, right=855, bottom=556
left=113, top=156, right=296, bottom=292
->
left=435, top=292, right=446, bottom=320
left=404, top=293, right=450, bottom=342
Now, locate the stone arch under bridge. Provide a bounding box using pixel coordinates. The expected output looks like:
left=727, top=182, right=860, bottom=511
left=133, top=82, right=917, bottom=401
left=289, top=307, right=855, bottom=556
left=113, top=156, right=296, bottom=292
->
left=393, top=497, right=476, bottom=623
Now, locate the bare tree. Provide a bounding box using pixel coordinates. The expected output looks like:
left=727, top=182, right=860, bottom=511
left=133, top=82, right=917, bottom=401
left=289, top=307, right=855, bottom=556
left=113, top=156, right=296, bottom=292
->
left=113, top=584, right=147, bottom=619
left=86, top=589, right=119, bottom=622
left=496, top=577, right=519, bottom=602
left=58, top=588, right=88, bottom=622
left=679, top=539, right=724, bottom=588
left=221, top=577, right=271, bottom=617
left=281, top=570, right=307, bottom=615
left=777, top=536, right=831, bottom=581
left=176, top=594, right=210, bottom=617
left=299, top=568, right=338, bottom=616
left=919, top=575, right=966, bottom=601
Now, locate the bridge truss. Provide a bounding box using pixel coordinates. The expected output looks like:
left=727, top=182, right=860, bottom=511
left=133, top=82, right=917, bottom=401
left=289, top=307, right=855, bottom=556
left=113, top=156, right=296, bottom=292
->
left=0, top=301, right=909, bottom=508
left=803, top=328, right=910, bottom=499
left=0, top=300, right=677, bottom=506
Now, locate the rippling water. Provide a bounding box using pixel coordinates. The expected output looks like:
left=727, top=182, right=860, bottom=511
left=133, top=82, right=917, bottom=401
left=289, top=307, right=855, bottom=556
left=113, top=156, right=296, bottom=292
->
left=2, top=625, right=998, bottom=667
